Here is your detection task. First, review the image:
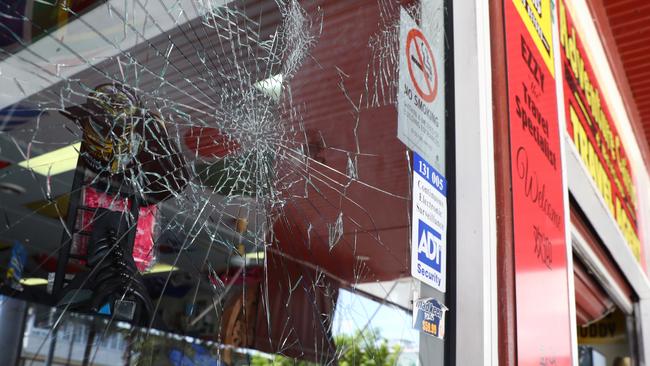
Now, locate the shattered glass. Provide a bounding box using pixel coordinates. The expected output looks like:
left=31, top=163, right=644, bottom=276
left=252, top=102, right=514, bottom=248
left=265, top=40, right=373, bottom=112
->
left=0, top=0, right=448, bottom=365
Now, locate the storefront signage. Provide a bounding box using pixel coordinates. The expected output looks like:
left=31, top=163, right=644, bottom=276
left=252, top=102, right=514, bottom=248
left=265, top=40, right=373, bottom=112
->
left=398, top=8, right=444, bottom=169
left=558, top=0, right=641, bottom=260
left=511, top=0, right=555, bottom=76
left=412, top=296, right=447, bottom=339
left=577, top=310, right=627, bottom=345
left=411, top=152, right=447, bottom=292
left=504, top=0, right=573, bottom=364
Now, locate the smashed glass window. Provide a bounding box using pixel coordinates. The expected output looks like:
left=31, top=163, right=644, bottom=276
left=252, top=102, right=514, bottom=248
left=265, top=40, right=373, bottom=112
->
left=0, top=0, right=448, bottom=365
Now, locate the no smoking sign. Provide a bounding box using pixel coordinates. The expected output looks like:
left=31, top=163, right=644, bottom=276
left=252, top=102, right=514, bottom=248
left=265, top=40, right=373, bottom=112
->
left=397, top=8, right=444, bottom=172
left=406, top=28, right=438, bottom=103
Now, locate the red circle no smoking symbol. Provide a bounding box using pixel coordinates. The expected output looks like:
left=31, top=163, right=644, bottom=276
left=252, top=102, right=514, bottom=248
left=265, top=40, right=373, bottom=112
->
left=406, top=28, right=438, bottom=103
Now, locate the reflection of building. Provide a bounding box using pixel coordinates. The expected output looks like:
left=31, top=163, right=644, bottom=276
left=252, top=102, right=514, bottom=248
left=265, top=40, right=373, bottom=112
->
left=0, top=0, right=650, bottom=365
left=21, top=307, right=126, bottom=366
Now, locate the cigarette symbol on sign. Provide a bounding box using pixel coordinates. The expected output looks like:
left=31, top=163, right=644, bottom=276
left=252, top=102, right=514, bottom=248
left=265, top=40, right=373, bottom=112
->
left=411, top=40, right=433, bottom=85
left=406, top=28, right=438, bottom=103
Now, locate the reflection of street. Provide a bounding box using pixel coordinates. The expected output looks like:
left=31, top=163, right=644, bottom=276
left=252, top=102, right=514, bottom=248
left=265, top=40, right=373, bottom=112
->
left=21, top=308, right=125, bottom=366
left=18, top=302, right=242, bottom=366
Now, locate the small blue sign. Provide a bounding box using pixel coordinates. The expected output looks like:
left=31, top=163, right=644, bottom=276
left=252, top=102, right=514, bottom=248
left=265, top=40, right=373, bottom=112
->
left=6, top=241, right=27, bottom=290
left=99, top=303, right=111, bottom=315
left=417, top=219, right=442, bottom=272
left=412, top=297, right=448, bottom=339
left=413, top=152, right=446, bottom=195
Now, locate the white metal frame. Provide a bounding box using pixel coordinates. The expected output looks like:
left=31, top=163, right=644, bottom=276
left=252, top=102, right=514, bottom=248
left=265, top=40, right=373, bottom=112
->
left=565, top=141, right=650, bottom=300
left=552, top=1, right=580, bottom=362
left=452, top=0, right=498, bottom=364
left=570, top=225, right=634, bottom=315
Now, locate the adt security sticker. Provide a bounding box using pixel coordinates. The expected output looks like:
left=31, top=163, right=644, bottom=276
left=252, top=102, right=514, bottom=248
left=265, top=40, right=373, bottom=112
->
left=411, top=152, right=447, bottom=292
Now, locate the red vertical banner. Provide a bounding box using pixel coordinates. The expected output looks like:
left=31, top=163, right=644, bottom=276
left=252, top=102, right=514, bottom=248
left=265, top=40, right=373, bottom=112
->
left=504, top=1, right=573, bottom=365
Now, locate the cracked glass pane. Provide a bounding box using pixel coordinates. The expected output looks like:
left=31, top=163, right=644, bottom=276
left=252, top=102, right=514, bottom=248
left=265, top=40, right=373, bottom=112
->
left=0, top=0, right=448, bottom=365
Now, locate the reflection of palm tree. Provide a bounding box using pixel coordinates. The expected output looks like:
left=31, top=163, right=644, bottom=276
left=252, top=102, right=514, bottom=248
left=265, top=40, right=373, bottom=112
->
left=249, top=328, right=402, bottom=366
left=334, top=328, right=402, bottom=366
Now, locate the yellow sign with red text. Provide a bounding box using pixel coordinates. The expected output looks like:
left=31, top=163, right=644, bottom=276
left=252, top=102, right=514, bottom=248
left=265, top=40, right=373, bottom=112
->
left=512, top=0, right=555, bottom=76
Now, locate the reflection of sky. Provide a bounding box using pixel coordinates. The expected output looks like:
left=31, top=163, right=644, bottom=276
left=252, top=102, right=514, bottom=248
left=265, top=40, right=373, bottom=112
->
left=332, top=289, right=419, bottom=346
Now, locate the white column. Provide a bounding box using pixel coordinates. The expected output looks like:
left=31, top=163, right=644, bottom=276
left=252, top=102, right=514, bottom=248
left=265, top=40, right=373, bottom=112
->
left=453, top=0, right=498, bottom=364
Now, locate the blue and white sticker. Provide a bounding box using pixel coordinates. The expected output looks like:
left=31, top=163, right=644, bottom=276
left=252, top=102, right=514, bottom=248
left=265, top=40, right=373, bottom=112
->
left=6, top=241, right=27, bottom=291
left=411, top=152, right=447, bottom=292
left=412, top=296, right=448, bottom=339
